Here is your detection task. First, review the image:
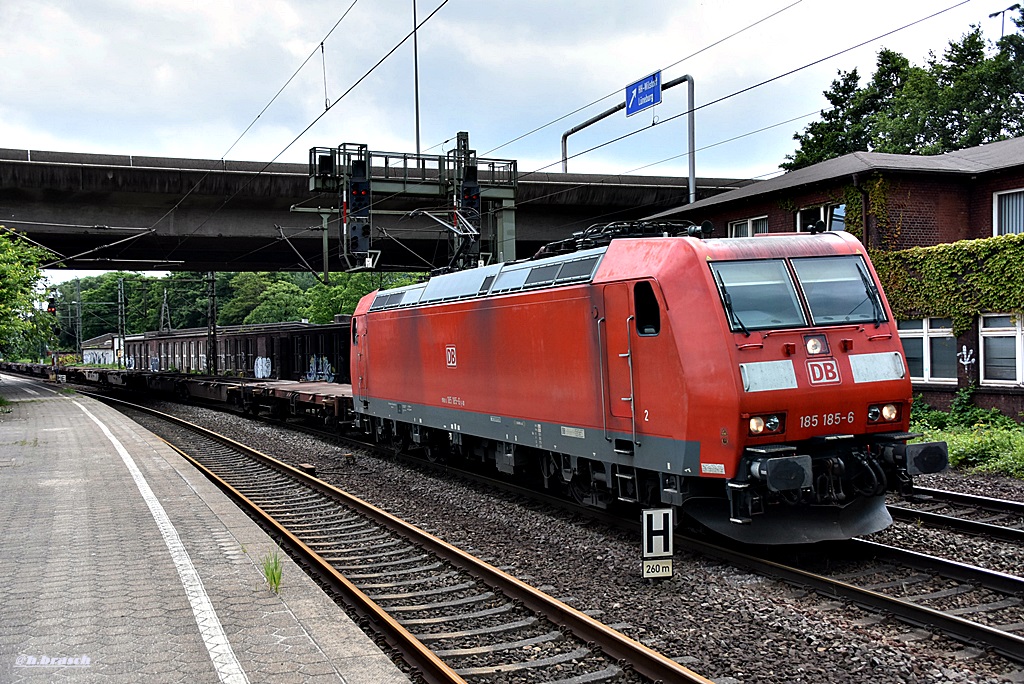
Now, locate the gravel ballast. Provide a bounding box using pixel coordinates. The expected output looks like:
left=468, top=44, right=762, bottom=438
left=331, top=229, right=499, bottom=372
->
left=147, top=401, right=1024, bottom=684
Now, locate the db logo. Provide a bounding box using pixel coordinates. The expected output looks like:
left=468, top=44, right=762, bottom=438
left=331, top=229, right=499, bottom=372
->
left=445, top=345, right=457, bottom=368
left=807, top=359, right=841, bottom=385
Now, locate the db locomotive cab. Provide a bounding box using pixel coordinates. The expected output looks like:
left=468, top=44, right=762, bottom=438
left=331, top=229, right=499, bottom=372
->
left=692, top=233, right=948, bottom=544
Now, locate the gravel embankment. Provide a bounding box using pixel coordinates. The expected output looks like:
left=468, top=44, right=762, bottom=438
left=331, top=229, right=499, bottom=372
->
left=151, top=402, right=1024, bottom=684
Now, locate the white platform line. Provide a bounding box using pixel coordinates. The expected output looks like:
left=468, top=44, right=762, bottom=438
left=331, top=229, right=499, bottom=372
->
left=74, top=401, right=250, bottom=684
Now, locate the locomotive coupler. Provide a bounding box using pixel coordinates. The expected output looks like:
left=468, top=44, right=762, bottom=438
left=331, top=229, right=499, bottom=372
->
left=748, top=454, right=812, bottom=492
left=878, top=440, right=950, bottom=477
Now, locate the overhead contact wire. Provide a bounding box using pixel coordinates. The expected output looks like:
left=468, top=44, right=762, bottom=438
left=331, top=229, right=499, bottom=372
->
left=524, top=0, right=975, bottom=177
left=116, top=0, right=361, bottom=265
left=163, top=0, right=451, bottom=259
left=478, top=0, right=805, bottom=157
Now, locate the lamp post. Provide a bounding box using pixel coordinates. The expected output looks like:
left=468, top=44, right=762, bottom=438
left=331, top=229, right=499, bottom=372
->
left=989, top=3, right=1021, bottom=38
left=413, top=0, right=421, bottom=156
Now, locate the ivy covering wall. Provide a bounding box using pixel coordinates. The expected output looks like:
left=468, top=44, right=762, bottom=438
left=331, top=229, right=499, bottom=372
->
left=871, top=233, right=1024, bottom=335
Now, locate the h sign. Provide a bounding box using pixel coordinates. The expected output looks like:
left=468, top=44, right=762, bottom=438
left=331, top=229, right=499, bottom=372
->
left=642, top=508, right=673, bottom=559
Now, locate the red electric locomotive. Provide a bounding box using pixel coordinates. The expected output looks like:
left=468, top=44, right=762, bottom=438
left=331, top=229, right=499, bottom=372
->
left=350, top=223, right=947, bottom=544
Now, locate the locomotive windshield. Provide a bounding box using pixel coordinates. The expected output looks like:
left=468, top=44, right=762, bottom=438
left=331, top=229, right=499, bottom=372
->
left=710, top=260, right=806, bottom=331
left=791, top=255, right=886, bottom=326
left=711, top=255, right=886, bottom=332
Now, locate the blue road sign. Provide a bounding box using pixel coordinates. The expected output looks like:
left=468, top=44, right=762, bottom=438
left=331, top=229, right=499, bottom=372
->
left=625, top=71, right=662, bottom=117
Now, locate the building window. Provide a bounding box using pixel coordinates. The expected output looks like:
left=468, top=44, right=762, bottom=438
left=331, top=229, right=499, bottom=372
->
left=728, top=216, right=768, bottom=237
left=796, top=204, right=846, bottom=232
left=994, top=189, right=1024, bottom=236
left=897, top=318, right=956, bottom=383
left=980, top=314, right=1022, bottom=384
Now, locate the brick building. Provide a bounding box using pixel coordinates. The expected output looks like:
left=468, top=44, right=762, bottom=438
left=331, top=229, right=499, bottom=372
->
left=651, top=136, right=1024, bottom=413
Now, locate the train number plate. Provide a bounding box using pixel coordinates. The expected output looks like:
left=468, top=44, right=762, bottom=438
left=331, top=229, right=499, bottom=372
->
left=642, top=559, right=673, bottom=578
left=798, top=411, right=855, bottom=429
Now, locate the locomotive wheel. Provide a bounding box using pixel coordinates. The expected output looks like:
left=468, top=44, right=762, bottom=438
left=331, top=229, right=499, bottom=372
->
left=387, top=422, right=409, bottom=454
left=568, top=478, right=589, bottom=505
left=424, top=445, right=445, bottom=463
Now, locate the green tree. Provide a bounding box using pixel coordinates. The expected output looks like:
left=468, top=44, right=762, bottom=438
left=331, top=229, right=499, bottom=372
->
left=869, top=61, right=937, bottom=154
left=219, top=272, right=275, bottom=325
left=303, top=272, right=424, bottom=322
left=0, top=227, right=55, bottom=359
left=244, top=281, right=306, bottom=324
left=160, top=272, right=212, bottom=330
left=783, top=68, right=871, bottom=170
left=784, top=13, right=1024, bottom=170
left=60, top=272, right=160, bottom=342
left=303, top=281, right=350, bottom=324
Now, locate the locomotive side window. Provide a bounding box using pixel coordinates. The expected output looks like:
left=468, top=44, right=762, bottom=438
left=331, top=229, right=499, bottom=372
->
left=710, top=260, right=805, bottom=332
left=634, top=281, right=661, bottom=336
left=791, top=256, right=886, bottom=325
left=351, top=318, right=358, bottom=345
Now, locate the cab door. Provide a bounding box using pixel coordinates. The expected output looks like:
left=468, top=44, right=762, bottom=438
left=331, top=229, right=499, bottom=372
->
left=602, top=283, right=637, bottom=424
left=353, top=316, right=369, bottom=395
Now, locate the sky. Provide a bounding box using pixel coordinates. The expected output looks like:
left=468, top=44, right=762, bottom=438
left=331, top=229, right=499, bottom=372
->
left=0, top=0, right=1014, bottom=286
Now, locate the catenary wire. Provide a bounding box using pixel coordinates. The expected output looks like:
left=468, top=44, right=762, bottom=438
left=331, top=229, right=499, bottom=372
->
left=47, top=1, right=365, bottom=270
left=335, top=0, right=974, bottom=225
left=478, top=0, right=805, bottom=157
left=519, top=0, right=974, bottom=179
left=106, top=0, right=970, bottom=275
left=221, top=0, right=360, bottom=160
left=159, top=0, right=452, bottom=260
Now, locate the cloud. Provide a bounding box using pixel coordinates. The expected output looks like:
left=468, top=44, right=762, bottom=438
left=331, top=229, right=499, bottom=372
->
left=0, top=0, right=1004, bottom=181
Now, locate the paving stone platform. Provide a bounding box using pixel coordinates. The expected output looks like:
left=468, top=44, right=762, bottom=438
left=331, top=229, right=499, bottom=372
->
left=0, top=372, right=410, bottom=684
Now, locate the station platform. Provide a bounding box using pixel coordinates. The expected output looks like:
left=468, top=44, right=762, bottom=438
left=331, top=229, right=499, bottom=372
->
left=0, top=372, right=410, bottom=684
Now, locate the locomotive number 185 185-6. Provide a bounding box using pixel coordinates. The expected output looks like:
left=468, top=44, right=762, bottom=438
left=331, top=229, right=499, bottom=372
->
left=799, top=411, right=855, bottom=429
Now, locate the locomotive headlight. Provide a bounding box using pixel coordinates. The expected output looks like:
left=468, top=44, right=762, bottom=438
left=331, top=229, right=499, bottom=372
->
left=748, top=414, right=783, bottom=436
left=867, top=403, right=900, bottom=423
left=804, top=334, right=829, bottom=355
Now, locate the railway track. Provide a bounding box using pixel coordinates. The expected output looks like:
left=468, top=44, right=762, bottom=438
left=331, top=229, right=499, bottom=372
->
left=311, top=428, right=1024, bottom=666
left=83, top=386, right=1024, bottom=672
left=338, top=441, right=1024, bottom=665
left=738, top=538, right=1024, bottom=664
left=282, top=418, right=1024, bottom=664
left=93, top=393, right=710, bottom=684
left=887, top=487, right=1024, bottom=543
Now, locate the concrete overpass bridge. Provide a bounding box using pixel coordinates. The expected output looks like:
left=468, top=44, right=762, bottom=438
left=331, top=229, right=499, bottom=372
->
left=0, top=147, right=750, bottom=276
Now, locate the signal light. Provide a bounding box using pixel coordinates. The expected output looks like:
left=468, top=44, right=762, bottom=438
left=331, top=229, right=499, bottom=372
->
left=460, top=182, right=481, bottom=215
left=46, top=298, right=57, bottom=315
left=349, top=180, right=371, bottom=218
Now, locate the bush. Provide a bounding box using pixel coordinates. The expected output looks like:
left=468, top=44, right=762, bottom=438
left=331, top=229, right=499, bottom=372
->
left=946, top=384, right=1020, bottom=430
left=911, top=386, right=1024, bottom=479
left=942, top=427, right=1024, bottom=469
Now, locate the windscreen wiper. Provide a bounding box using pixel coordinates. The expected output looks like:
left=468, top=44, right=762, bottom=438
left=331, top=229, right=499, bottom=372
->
left=855, top=261, right=884, bottom=327
left=714, top=269, right=750, bottom=337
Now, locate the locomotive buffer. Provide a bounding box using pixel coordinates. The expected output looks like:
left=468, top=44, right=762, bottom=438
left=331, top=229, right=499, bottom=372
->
left=641, top=508, right=674, bottom=579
